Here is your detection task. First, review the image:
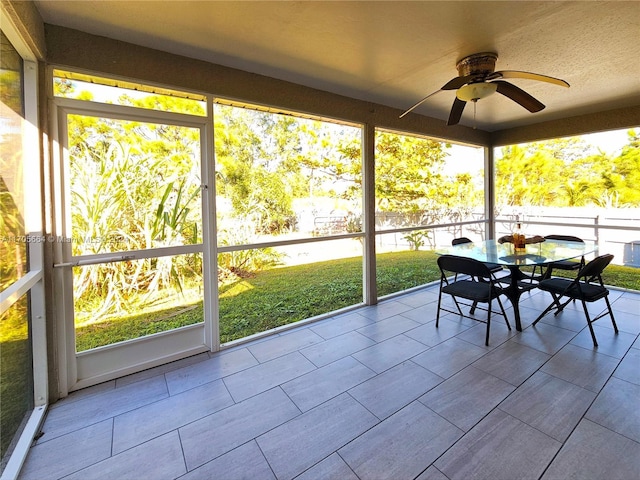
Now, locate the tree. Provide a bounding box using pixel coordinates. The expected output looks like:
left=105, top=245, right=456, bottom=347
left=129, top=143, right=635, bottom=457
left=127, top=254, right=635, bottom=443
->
left=374, top=131, right=449, bottom=214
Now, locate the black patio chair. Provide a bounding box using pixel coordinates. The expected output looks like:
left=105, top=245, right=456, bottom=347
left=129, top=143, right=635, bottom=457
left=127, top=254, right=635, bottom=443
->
left=452, top=237, right=504, bottom=274
left=452, top=236, right=511, bottom=283
left=542, top=234, right=586, bottom=279
left=532, top=253, right=618, bottom=347
left=436, top=255, right=511, bottom=346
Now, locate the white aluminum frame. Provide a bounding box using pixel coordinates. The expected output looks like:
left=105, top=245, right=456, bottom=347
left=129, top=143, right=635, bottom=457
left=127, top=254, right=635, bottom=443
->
left=51, top=97, right=214, bottom=391
left=0, top=12, right=47, bottom=480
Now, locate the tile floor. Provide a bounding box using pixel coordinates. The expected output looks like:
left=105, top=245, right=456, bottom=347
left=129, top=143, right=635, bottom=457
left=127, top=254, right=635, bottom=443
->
left=19, top=284, right=640, bottom=480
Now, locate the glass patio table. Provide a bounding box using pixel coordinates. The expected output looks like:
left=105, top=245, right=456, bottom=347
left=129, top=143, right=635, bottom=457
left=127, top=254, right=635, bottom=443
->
left=435, top=238, right=596, bottom=331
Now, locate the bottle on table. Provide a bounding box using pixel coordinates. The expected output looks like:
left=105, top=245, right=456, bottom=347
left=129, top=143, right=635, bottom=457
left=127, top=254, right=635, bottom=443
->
left=513, top=222, right=526, bottom=251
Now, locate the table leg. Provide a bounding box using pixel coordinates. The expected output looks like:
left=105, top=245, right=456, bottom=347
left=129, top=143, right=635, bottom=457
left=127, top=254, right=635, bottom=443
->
left=504, top=266, right=533, bottom=332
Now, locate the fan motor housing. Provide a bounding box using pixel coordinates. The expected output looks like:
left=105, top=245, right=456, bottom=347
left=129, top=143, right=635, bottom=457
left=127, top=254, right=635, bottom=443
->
left=456, top=52, right=498, bottom=77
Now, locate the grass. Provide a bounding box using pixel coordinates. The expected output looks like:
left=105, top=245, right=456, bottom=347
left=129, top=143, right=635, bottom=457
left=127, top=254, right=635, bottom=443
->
left=1, top=299, right=33, bottom=460
left=74, top=250, right=640, bottom=348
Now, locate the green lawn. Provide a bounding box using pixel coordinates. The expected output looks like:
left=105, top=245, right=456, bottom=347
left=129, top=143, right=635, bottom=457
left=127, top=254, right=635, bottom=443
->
left=75, top=250, right=640, bottom=349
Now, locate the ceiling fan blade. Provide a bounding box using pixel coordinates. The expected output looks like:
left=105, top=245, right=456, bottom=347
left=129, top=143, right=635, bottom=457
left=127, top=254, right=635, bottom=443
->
left=399, top=89, right=442, bottom=118
left=447, top=97, right=467, bottom=125
left=494, top=80, right=545, bottom=112
left=441, top=74, right=476, bottom=90
left=494, top=70, right=569, bottom=88
left=399, top=75, right=476, bottom=118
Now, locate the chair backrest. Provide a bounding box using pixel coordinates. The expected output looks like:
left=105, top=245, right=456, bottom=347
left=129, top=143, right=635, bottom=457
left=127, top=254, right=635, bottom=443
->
left=577, top=253, right=614, bottom=281
left=438, top=255, right=491, bottom=279
left=544, top=234, right=584, bottom=243
left=452, top=237, right=472, bottom=246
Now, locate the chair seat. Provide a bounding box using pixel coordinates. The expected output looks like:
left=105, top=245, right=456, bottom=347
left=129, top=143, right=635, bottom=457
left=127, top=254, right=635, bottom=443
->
left=548, top=259, right=581, bottom=270
left=537, top=277, right=609, bottom=302
left=533, top=253, right=617, bottom=347
left=437, top=255, right=510, bottom=346
left=441, top=280, right=497, bottom=303
left=484, top=262, right=503, bottom=272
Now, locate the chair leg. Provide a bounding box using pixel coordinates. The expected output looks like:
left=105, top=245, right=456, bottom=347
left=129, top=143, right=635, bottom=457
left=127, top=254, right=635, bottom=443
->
left=553, top=293, right=571, bottom=315
left=451, top=296, right=464, bottom=316
left=533, top=297, right=558, bottom=325
left=470, top=301, right=478, bottom=314
left=604, top=296, right=619, bottom=333
left=485, top=298, right=493, bottom=346
left=436, top=286, right=443, bottom=328
left=581, top=299, right=599, bottom=347
left=496, top=296, right=511, bottom=330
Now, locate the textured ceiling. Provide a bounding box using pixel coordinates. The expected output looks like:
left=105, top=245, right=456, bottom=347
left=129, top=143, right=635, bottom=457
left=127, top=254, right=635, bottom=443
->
left=34, top=0, right=640, bottom=131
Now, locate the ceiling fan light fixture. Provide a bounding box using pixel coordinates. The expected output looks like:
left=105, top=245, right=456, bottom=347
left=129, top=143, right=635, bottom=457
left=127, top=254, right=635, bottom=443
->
left=456, top=82, right=498, bottom=102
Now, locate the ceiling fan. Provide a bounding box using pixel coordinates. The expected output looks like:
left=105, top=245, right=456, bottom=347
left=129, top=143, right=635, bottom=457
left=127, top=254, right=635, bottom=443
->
left=399, top=52, right=569, bottom=125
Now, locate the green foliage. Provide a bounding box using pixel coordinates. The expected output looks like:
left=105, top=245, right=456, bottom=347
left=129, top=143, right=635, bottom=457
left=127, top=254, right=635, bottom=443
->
left=67, top=106, right=203, bottom=326
left=374, top=131, right=448, bottom=212
left=214, top=105, right=363, bottom=234
left=0, top=297, right=32, bottom=460
left=496, top=131, right=640, bottom=207
left=403, top=230, right=430, bottom=250
left=214, top=106, right=298, bottom=234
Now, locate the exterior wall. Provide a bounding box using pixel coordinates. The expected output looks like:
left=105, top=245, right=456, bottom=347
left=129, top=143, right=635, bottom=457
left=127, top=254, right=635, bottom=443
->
left=43, top=24, right=491, bottom=147
left=1, top=0, right=46, bottom=59
left=492, top=105, right=640, bottom=146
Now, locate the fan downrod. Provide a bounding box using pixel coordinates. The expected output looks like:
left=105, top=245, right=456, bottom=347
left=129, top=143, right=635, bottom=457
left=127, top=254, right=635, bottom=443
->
left=456, top=52, right=498, bottom=78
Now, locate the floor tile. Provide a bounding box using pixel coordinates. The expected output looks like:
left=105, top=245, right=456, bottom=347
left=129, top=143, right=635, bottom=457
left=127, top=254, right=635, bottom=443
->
left=339, top=401, right=463, bottom=480
left=532, top=303, right=594, bottom=332
left=472, top=340, right=551, bottom=386
left=605, top=309, right=640, bottom=335
left=404, top=317, right=474, bottom=347
left=435, top=409, right=561, bottom=480
left=356, top=314, right=422, bottom=342
left=63, top=431, right=185, bottom=480
left=394, top=288, right=439, bottom=308
left=348, top=361, right=443, bottom=420
left=113, top=379, right=234, bottom=453
left=540, top=343, right=620, bottom=392
left=165, top=348, right=258, bottom=395
left=282, top=356, right=376, bottom=411
left=50, top=381, right=116, bottom=407
left=498, top=371, right=597, bottom=442
left=257, top=393, right=378, bottom=480
left=116, top=352, right=210, bottom=388
left=412, top=337, right=487, bottom=379
left=513, top=321, right=576, bottom=354
left=585, top=376, right=640, bottom=442
left=16, top=287, right=640, bottom=480
left=247, top=328, right=324, bottom=363
left=299, top=330, right=375, bottom=367
left=179, top=441, right=275, bottom=480
left=398, top=302, right=443, bottom=324
left=41, top=376, right=168, bottom=441
left=454, top=320, right=517, bottom=348
left=541, top=419, right=640, bottom=480
left=294, top=453, right=359, bottom=480
left=351, top=334, right=428, bottom=373
left=612, top=346, right=640, bottom=385
left=418, top=366, right=515, bottom=431
left=309, top=312, right=375, bottom=340
left=611, top=293, right=640, bottom=315
left=180, top=387, right=300, bottom=471
left=569, top=324, right=636, bottom=359
left=223, top=351, right=316, bottom=401
left=19, top=420, right=112, bottom=480
left=357, top=300, right=414, bottom=321
left=415, top=466, right=450, bottom=480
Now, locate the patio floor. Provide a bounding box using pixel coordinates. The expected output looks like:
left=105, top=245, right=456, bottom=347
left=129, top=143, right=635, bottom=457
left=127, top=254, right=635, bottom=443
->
left=19, top=284, right=640, bottom=480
